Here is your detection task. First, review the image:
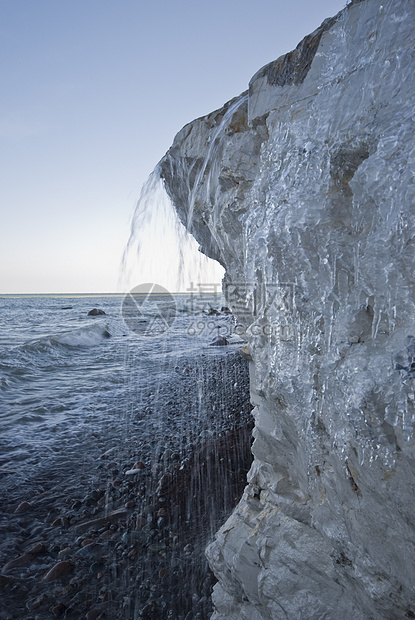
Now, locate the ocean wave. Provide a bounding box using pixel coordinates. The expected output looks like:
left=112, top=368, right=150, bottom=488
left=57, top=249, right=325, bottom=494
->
left=21, top=323, right=112, bottom=352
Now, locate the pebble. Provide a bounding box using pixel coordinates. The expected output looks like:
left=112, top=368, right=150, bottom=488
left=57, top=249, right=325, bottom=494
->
left=0, top=574, right=16, bottom=590
left=100, top=447, right=117, bottom=459
left=28, top=542, right=47, bottom=554
left=14, top=501, right=32, bottom=513
left=58, top=548, right=72, bottom=558
left=3, top=552, right=35, bottom=571
left=43, top=561, right=74, bottom=582
left=90, top=561, right=104, bottom=574
left=81, top=538, right=94, bottom=547
left=26, top=592, right=52, bottom=610
left=51, top=602, right=66, bottom=618
left=124, top=468, right=142, bottom=476
left=132, top=461, right=145, bottom=470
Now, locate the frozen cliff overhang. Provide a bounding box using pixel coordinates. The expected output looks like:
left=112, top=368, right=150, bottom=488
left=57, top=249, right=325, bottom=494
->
left=160, top=0, right=415, bottom=617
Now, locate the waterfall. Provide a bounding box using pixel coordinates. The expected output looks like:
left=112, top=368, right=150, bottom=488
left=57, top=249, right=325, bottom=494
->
left=120, top=169, right=224, bottom=295
left=115, top=97, right=255, bottom=617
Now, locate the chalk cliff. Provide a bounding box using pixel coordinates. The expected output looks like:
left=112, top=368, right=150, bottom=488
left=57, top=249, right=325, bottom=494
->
left=159, top=0, right=415, bottom=617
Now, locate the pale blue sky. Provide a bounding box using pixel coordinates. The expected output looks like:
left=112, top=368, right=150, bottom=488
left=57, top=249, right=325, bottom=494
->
left=0, top=0, right=347, bottom=293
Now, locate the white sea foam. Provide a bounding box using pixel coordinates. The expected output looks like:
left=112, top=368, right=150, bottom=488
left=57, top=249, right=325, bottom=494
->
left=22, top=323, right=111, bottom=352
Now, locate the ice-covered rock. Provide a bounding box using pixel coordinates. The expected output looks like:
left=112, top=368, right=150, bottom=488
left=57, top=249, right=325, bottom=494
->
left=160, top=0, right=415, bottom=617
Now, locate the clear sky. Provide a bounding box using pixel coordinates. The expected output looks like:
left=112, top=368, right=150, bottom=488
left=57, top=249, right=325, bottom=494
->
left=0, top=0, right=347, bottom=294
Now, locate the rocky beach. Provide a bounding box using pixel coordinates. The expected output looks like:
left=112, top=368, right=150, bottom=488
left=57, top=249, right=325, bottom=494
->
left=0, top=296, right=253, bottom=620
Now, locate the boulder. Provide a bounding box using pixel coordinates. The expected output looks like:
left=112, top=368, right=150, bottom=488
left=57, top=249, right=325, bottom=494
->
left=87, top=309, right=106, bottom=316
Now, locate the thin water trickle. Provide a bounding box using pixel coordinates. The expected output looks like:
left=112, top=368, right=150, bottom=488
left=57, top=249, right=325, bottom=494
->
left=186, top=93, right=248, bottom=233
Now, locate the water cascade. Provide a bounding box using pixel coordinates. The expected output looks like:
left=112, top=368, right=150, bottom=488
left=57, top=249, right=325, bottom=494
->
left=113, top=95, right=259, bottom=617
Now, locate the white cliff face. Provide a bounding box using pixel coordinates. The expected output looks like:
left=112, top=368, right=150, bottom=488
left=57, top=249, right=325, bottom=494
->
left=160, top=0, right=415, bottom=617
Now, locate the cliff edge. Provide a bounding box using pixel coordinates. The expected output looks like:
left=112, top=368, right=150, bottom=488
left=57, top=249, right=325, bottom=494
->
left=160, top=0, right=415, bottom=617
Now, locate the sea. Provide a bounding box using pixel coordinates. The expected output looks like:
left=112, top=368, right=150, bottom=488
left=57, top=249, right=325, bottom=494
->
left=0, top=292, right=252, bottom=619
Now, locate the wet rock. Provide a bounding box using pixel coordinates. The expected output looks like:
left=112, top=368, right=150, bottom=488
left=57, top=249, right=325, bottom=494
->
left=125, top=467, right=143, bottom=476
left=209, top=336, right=229, bottom=346
left=43, top=561, right=74, bottom=582
left=132, top=461, right=145, bottom=470
left=28, top=542, right=47, bottom=554
left=240, top=344, right=253, bottom=361
left=100, top=447, right=117, bottom=459
left=80, top=538, right=94, bottom=547
left=206, top=307, right=220, bottom=316
left=14, top=501, right=32, bottom=513
left=58, top=547, right=73, bottom=559
left=3, top=553, right=34, bottom=572
left=89, top=561, right=105, bottom=574
left=26, top=592, right=53, bottom=610
left=51, top=602, right=67, bottom=617
left=2, top=541, right=47, bottom=572
left=162, top=0, right=415, bottom=617
left=87, top=308, right=106, bottom=316
left=0, top=574, right=17, bottom=590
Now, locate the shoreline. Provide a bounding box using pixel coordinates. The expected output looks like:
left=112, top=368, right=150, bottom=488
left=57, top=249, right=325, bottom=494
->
left=1, top=349, right=253, bottom=620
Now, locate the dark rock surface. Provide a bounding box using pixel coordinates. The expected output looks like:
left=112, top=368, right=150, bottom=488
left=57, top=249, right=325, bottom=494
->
left=88, top=309, right=106, bottom=316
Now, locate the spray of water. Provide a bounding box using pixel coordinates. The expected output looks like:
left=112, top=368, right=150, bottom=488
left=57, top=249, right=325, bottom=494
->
left=120, top=169, right=224, bottom=295
left=113, top=100, right=254, bottom=618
